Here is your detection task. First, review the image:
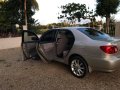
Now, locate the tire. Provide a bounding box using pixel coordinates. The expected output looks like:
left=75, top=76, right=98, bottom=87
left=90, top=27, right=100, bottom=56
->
left=70, top=56, right=88, bottom=78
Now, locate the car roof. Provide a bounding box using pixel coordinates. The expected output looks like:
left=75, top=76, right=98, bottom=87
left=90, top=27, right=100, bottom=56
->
left=52, top=27, right=90, bottom=31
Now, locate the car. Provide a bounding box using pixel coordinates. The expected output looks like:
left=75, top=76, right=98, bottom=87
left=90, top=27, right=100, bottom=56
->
left=21, top=27, right=120, bottom=78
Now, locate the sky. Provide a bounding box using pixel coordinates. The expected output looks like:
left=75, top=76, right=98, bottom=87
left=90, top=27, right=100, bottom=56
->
left=33, top=0, right=120, bottom=25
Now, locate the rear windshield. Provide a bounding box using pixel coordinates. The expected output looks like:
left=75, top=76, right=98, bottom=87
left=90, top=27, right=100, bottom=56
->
left=78, top=28, right=113, bottom=41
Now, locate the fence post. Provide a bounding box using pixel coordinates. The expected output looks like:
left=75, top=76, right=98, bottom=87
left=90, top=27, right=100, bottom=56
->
left=115, top=22, right=120, bottom=37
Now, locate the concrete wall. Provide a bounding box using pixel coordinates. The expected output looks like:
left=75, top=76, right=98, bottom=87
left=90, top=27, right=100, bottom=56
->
left=115, top=22, right=120, bottom=37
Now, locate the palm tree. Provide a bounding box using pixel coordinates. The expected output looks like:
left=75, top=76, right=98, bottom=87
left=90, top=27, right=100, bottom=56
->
left=96, top=0, right=120, bottom=33
left=31, top=0, right=39, bottom=10
left=24, top=0, right=39, bottom=30
left=0, top=0, right=39, bottom=30
left=0, top=0, right=39, bottom=37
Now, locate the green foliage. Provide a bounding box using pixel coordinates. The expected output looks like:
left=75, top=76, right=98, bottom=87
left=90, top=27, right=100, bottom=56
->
left=96, top=0, right=120, bottom=17
left=30, top=27, right=48, bottom=34
left=0, top=0, right=39, bottom=27
left=0, top=0, right=39, bottom=37
left=96, top=0, right=120, bottom=33
left=0, top=1, right=7, bottom=25
left=58, top=3, right=88, bottom=22
left=30, top=22, right=71, bottom=34
left=47, top=22, right=71, bottom=28
left=58, top=3, right=97, bottom=25
left=31, top=0, right=39, bottom=10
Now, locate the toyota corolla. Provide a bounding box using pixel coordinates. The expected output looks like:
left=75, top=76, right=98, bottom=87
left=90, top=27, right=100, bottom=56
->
left=21, top=27, right=120, bottom=78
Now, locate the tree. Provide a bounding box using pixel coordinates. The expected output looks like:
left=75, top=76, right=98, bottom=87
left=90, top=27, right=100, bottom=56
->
left=0, top=0, right=8, bottom=25
left=0, top=0, right=39, bottom=29
left=58, top=3, right=88, bottom=23
left=96, top=0, right=120, bottom=33
left=31, top=0, right=39, bottom=10
left=0, top=1, right=5, bottom=24
left=24, top=0, right=39, bottom=29
left=0, top=0, right=10, bottom=36
left=58, top=3, right=96, bottom=25
left=0, top=0, right=39, bottom=37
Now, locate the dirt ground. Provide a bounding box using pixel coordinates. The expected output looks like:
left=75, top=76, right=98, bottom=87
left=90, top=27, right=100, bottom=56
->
left=0, top=37, right=21, bottom=50
left=0, top=48, right=120, bottom=90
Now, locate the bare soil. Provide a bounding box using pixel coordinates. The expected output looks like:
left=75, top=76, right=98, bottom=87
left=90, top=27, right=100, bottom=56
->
left=0, top=48, right=120, bottom=90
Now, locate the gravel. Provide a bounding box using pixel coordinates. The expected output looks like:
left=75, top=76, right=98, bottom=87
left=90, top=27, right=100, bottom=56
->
left=0, top=48, right=120, bottom=90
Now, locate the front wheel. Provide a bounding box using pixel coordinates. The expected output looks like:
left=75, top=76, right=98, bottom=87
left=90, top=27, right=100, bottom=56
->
left=70, top=56, right=88, bottom=78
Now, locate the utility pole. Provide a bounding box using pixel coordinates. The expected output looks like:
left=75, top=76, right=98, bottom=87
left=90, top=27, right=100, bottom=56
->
left=23, top=0, right=28, bottom=30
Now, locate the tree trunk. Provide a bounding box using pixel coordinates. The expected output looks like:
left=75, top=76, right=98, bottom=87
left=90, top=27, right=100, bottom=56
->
left=106, top=16, right=110, bottom=34
left=24, top=0, right=28, bottom=30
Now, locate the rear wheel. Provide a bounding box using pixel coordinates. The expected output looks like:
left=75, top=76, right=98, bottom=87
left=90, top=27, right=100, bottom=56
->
left=70, top=56, right=88, bottom=78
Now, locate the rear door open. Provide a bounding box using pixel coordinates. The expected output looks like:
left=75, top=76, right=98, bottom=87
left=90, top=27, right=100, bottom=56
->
left=38, top=30, right=57, bottom=61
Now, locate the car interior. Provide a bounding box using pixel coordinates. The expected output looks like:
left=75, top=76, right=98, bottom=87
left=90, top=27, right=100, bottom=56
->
left=56, top=30, right=75, bottom=58
left=22, top=30, right=75, bottom=60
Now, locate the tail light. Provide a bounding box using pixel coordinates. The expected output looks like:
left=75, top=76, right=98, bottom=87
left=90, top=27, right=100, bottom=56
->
left=100, top=45, right=118, bottom=54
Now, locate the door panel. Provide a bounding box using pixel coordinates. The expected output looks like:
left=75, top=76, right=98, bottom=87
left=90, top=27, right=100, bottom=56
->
left=22, top=42, right=37, bottom=58
left=22, top=31, right=40, bottom=60
left=38, top=43, right=56, bottom=60
left=38, top=30, right=57, bottom=60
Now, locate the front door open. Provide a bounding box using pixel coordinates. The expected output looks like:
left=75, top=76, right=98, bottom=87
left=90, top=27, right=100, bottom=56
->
left=21, top=30, right=57, bottom=62
left=21, top=30, right=40, bottom=60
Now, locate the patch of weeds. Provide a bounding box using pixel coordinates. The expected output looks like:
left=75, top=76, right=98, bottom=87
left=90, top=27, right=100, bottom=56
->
left=5, top=63, right=11, bottom=67
left=17, top=59, right=21, bottom=62
left=0, top=59, right=6, bottom=63
left=0, top=59, right=11, bottom=67
left=9, top=85, right=14, bottom=88
left=25, top=67, right=28, bottom=70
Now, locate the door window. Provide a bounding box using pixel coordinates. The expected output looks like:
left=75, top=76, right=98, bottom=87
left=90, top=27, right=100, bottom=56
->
left=78, top=28, right=113, bottom=41
left=40, top=30, right=56, bottom=43
left=23, top=31, right=39, bottom=42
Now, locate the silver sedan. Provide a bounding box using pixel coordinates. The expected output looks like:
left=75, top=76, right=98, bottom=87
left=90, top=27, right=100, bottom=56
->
left=22, top=27, right=120, bottom=78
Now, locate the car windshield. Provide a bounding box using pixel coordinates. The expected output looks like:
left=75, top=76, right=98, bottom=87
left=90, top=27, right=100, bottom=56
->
left=78, top=28, right=113, bottom=41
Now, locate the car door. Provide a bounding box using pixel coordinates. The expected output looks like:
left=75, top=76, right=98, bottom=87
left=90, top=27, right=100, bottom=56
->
left=56, top=29, right=75, bottom=58
left=38, top=30, right=57, bottom=61
left=22, top=30, right=48, bottom=62
left=21, top=30, right=40, bottom=60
